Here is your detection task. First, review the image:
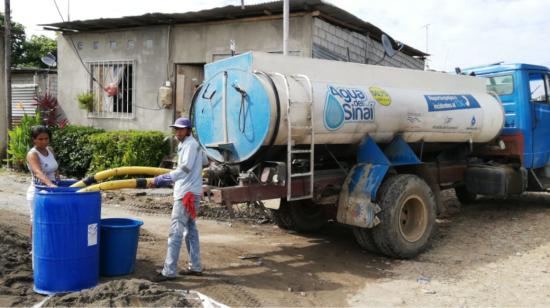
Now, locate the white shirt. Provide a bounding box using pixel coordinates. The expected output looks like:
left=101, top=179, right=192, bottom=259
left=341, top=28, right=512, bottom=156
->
left=169, top=136, right=205, bottom=200
left=26, top=146, right=58, bottom=201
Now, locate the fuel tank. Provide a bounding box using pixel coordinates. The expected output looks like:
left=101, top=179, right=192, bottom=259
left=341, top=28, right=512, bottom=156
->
left=192, top=52, right=504, bottom=163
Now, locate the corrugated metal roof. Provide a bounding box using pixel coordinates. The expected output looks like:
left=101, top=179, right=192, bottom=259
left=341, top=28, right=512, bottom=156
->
left=42, top=0, right=427, bottom=57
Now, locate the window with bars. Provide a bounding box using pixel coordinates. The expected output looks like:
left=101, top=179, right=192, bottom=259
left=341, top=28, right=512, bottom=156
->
left=88, top=60, right=135, bottom=118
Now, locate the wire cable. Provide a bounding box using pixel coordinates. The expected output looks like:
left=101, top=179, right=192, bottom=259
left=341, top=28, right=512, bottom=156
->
left=52, top=0, right=64, bottom=22
left=52, top=0, right=103, bottom=88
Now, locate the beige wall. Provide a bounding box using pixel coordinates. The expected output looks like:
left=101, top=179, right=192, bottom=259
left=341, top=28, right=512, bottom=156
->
left=171, top=14, right=313, bottom=64
left=57, top=26, right=172, bottom=131
left=56, top=15, right=313, bottom=133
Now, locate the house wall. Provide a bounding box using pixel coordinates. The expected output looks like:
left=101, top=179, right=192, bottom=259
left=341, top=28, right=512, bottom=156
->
left=170, top=15, right=312, bottom=115
left=312, top=18, right=424, bottom=69
left=57, top=26, right=172, bottom=131
left=171, top=14, right=313, bottom=63
left=57, top=15, right=313, bottom=132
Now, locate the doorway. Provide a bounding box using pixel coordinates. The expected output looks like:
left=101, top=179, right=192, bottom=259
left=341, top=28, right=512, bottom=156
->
left=175, top=64, right=204, bottom=119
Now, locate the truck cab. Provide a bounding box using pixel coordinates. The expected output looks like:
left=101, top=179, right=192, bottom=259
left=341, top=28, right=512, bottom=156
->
left=468, top=64, right=550, bottom=170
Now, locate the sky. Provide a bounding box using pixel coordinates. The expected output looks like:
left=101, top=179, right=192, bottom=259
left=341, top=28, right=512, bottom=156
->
left=7, top=0, right=550, bottom=71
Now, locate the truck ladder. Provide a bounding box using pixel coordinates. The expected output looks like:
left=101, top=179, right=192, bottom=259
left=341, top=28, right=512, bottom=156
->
left=270, top=72, right=314, bottom=201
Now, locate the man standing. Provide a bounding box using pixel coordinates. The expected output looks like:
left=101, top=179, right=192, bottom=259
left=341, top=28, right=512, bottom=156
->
left=152, top=117, right=205, bottom=281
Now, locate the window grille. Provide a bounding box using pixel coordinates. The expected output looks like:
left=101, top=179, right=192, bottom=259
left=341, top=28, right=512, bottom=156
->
left=87, top=60, right=135, bottom=119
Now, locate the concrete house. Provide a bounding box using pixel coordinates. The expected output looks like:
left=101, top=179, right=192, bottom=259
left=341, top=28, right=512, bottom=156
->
left=44, top=0, right=427, bottom=132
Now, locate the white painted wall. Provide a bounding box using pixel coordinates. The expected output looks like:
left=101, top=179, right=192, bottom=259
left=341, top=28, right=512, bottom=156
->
left=57, top=26, right=172, bottom=131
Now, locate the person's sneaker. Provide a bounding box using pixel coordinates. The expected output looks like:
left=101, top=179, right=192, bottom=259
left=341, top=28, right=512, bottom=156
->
left=179, top=269, right=203, bottom=276
left=152, top=273, right=177, bottom=282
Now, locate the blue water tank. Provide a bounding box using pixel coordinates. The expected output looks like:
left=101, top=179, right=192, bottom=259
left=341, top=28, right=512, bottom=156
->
left=33, top=189, right=101, bottom=294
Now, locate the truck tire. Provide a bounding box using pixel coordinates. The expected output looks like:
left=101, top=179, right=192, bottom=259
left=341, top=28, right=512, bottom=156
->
left=353, top=227, right=380, bottom=253
left=271, top=199, right=326, bottom=232
left=372, top=174, right=436, bottom=259
left=454, top=186, right=477, bottom=205
left=289, top=199, right=326, bottom=233
left=270, top=200, right=295, bottom=230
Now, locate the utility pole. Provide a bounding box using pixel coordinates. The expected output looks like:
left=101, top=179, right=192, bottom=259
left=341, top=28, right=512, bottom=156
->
left=423, top=24, right=430, bottom=53
left=423, top=23, right=430, bottom=70
left=4, top=0, right=12, bottom=168
left=283, top=0, right=289, bottom=55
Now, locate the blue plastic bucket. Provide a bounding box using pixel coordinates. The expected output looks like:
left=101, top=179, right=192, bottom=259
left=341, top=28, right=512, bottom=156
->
left=33, top=189, right=101, bottom=295
left=100, top=218, right=144, bottom=276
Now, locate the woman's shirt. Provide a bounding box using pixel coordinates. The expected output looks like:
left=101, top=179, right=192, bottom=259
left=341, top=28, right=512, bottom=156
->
left=26, top=146, right=58, bottom=201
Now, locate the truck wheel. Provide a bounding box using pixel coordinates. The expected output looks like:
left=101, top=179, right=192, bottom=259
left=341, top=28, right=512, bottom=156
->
left=270, top=200, right=295, bottom=230
left=271, top=199, right=326, bottom=232
left=353, top=227, right=380, bottom=253
left=455, top=186, right=477, bottom=205
left=289, top=199, right=326, bottom=233
left=372, top=174, right=436, bottom=259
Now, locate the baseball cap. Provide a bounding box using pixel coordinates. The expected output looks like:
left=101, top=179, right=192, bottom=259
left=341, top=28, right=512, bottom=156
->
left=170, top=117, right=192, bottom=129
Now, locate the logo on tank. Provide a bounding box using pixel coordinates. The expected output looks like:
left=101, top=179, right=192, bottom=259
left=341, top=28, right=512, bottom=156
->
left=369, top=86, right=392, bottom=106
left=324, top=85, right=374, bottom=131
left=424, top=94, right=481, bottom=112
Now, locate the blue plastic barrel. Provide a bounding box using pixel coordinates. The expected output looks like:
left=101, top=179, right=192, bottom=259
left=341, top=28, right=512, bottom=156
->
left=100, top=218, right=144, bottom=276
left=33, top=189, right=101, bottom=294
left=54, top=179, right=78, bottom=187
left=35, top=179, right=79, bottom=192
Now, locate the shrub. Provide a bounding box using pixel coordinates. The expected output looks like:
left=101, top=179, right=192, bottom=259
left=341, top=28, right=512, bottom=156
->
left=88, top=130, right=170, bottom=174
left=50, top=125, right=104, bottom=178
left=5, top=112, right=42, bottom=170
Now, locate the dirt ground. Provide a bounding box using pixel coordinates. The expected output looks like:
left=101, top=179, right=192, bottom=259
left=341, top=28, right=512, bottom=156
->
left=2, top=169, right=550, bottom=307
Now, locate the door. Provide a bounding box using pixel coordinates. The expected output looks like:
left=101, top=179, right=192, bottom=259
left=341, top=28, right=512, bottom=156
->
left=175, top=64, right=204, bottom=119
left=528, top=71, right=550, bottom=168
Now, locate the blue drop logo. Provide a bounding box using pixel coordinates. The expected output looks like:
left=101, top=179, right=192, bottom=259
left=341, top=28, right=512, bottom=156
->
left=324, top=94, right=345, bottom=130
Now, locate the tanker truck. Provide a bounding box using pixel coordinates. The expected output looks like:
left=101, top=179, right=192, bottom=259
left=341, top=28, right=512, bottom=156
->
left=191, top=51, right=548, bottom=258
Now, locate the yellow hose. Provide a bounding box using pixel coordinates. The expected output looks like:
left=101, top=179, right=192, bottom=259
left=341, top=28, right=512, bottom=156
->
left=71, top=166, right=171, bottom=187
left=77, top=178, right=155, bottom=192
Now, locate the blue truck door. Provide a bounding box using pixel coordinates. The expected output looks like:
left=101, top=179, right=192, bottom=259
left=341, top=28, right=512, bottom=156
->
left=527, top=72, right=550, bottom=168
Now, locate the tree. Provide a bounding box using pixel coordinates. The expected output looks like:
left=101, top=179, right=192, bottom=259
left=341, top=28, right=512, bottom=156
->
left=0, top=12, right=26, bottom=67
left=20, top=35, right=57, bottom=68
left=1, top=13, right=56, bottom=68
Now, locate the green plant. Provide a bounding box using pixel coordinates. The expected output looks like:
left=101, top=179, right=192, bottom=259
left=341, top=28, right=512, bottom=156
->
left=88, top=130, right=170, bottom=174
left=77, top=92, right=94, bottom=112
left=50, top=125, right=104, bottom=178
left=5, top=112, right=42, bottom=170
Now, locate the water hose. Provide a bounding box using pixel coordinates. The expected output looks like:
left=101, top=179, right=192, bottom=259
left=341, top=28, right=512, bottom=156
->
left=77, top=178, right=154, bottom=192
left=71, top=167, right=171, bottom=188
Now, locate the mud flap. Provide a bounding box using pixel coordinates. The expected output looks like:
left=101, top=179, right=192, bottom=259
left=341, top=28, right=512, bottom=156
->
left=337, top=164, right=386, bottom=228
left=336, top=136, right=421, bottom=228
